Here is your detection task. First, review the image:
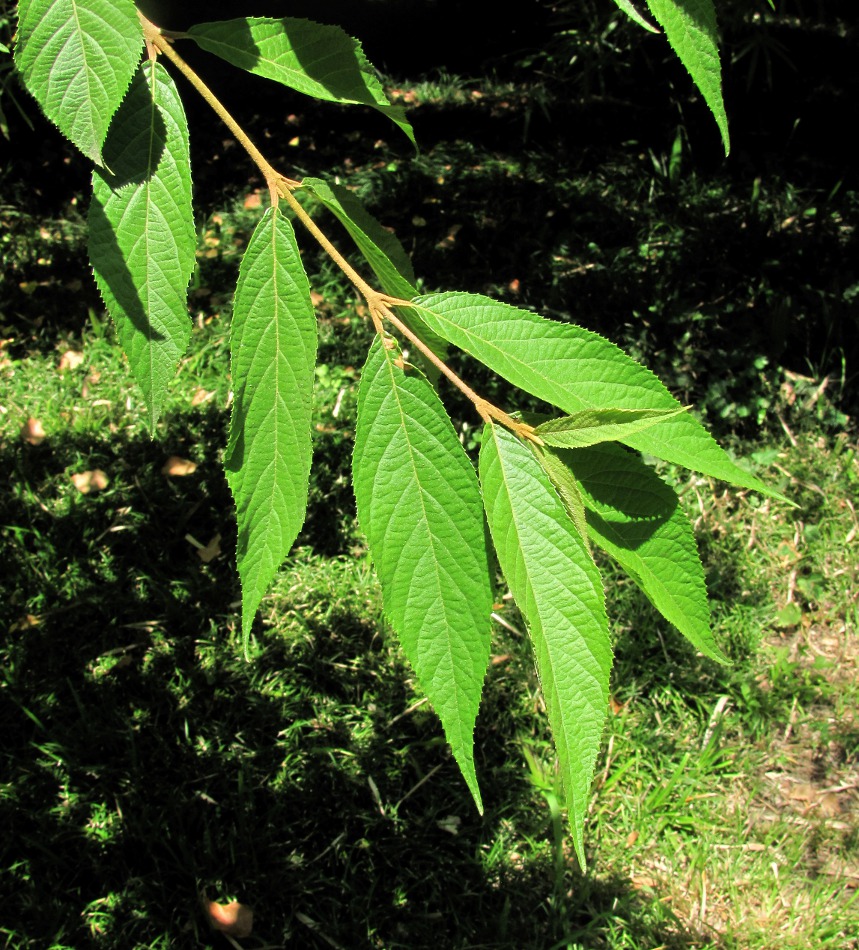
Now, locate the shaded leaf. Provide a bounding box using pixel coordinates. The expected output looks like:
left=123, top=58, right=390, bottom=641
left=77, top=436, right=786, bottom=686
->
left=15, top=0, right=143, bottom=164
left=480, top=423, right=611, bottom=867
left=186, top=17, right=414, bottom=143
left=353, top=337, right=492, bottom=809
left=89, top=61, right=195, bottom=429
left=225, top=207, right=317, bottom=650
left=409, top=293, right=781, bottom=499
left=564, top=441, right=726, bottom=663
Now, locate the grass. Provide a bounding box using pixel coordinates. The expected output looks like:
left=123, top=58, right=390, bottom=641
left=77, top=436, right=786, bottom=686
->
left=2, top=55, right=858, bottom=950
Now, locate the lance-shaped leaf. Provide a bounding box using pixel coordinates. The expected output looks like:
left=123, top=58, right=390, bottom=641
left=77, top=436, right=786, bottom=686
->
left=301, top=177, right=448, bottom=378
left=559, top=442, right=726, bottom=663
left=353, top=338, right=492, bottom=809
left=226, top=207, right=317, bottom=649
left=186, top=17, right=414, bottom=144
left=15, top=0, right=143, bottom=165
left=644, top=0, right=729, bottom=154
left=89, top=60, right=195, bottom=428
left=409, top=293, right=782, bottom=499
left=301, top=177, right=416, bottom=300
left=530, top=442, right=589, bottom=545
left=480, top=423, right=611, bottom=867
left=536, top=407, right=688, bottom=449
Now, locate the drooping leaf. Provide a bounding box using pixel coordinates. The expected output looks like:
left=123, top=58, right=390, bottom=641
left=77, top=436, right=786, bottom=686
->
left=89, top=60, right=195, bottom=428
left=15, top=0, right=143, bottom=165
left=301, top=177, right=416, bottom=300
left=529, top=442, right=590, bottom=545
left=353, top=338, right=492, bottom=809
left=409, top=293, right=782, bottom=499
left=225, top=206, right=317, bottom=650
left=535, top=407, right=688, bottom=449
left=300, top=177, right=447, bottom=378
left=610, top=0, right=661, bottom=33
left=557, top=442, right=726, bottom=663
left=644, top=0, right=729, bottom=153
left=186, top=17, right=414, bottom=144
left=480, top=423, right=611, bottom=867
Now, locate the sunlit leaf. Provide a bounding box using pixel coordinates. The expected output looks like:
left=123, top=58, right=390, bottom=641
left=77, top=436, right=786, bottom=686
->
left=535, top=407, right=688, bottom=449
left=645, top=0, right=729, bottom=153
left=186, top=17, right=414, bottom=143
left=353, top=338, right=492, bottom=809
left=409, top=293, right=781, bottom=499
left=225, top=207, right=317, bottom=650
left=480, top=423, right=611, bottom=867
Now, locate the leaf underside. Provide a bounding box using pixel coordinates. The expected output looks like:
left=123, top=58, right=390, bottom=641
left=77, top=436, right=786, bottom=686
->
left=88, top=60, right=196, bottom=428
left=410, top=293, right=780, bottom=499
left=186, top=17, right=414, bottom=143
left=226, top=207, right=318, bottom=650
left=15, top=0, right=143, bottom=164
left=480, top=423, right=612, bottom=869
left=353, top=338, right=493, bottom=810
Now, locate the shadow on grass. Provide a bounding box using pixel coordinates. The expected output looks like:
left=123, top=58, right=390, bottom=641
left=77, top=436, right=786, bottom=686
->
left=1, top=409, right=735, bottom=949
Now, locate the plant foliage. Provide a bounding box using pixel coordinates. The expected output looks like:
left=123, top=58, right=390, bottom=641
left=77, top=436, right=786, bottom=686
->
left=12, top=0, right=780, bottom=865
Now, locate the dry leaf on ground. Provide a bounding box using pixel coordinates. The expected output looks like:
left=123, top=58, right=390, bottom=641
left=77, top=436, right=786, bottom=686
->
left=205, top=900, right=253, bottom=937
left=21, top=417, right=46, bottom=445
left=58, top=350, right=85, bottom=372
left=71, top=469, right=109, bottom=494
left=161, top=456, right=197, bottom=476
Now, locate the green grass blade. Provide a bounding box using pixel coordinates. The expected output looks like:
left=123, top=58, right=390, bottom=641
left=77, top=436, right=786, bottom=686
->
left=14, top=0, right=143, bottom=165
left=225, top=207, right=317, bottom=651
left=480, top=423, right=612, bottom=867
left=562, top=442, right=726, bottom=664
left=353, top=338, right=493, bottom=810
left=645, top=0, right=729, bottom=153
left=186, top=17, right=414, bottom=144
left=535, top=407, right=688, bottom=449
left=409, top=292, right=783, bottom=500
left=88, top=60, right=195, bottom=429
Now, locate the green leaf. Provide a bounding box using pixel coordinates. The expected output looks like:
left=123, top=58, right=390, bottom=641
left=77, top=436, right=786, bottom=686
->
left=300, top=176, right=447, bottom=380
left=301, top=177, right=416, bottom=300
left=610, top=0, right=661, bottom=33
left=225, top=206, right=317, bottom=650
left=409, top=293, right=782, bottom=499
left=536, top=407, right=688, bottom=449
left=186, top=17, right=414, bottom=144
left=529, top=442, right=590, bottom=545
left=561, top=442, right=726, bottom=664
left=480, top=423, right=611, bottom=867
left=644, top=0, right=729, bottom=154
left=14, top=0, right=143, bottom=164
left=353, top=337, right=493, bottom=809
left=88, top=60, right=195, bottom=428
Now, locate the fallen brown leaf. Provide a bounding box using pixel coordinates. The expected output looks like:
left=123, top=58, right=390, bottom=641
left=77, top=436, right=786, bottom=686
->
left=161, top=456, right=197, bottom=476
left=191, top=388, right=215, bottom=407
left=71, top=469, right=109, bottom=494
left=197, top=534, right=222, bottom=563
left=21, top=417, right=46, bottom=445
left=205, top=900, right=253, bottom=937
left=58, top=350, right=85, bottom=372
